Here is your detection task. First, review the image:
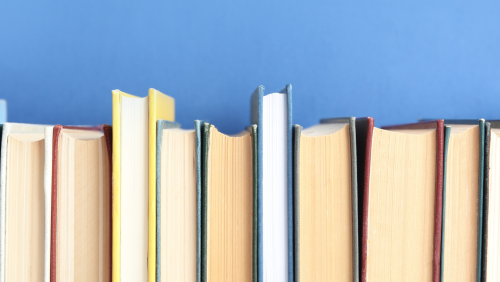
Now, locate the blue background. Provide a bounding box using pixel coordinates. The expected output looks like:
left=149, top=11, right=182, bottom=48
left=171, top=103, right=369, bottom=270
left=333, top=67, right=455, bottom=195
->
left=1, top=0, right=500, bottom=134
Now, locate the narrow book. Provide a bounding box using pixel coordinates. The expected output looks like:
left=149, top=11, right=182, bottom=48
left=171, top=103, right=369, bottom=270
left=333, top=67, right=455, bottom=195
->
left=293, top=117, right=359, bottom=281
left=440, top=120, right=485, bottom=282
left=201, top=123, right=256, bottom=282
left=156, top=120, right=202, bottom=282
left=360, top=118, right=444, bottom=282
left=482, top=120, right=500, bottom=281
left=112, top=89, right=174, bottom=282
left=251, top=85, right=293, bottom=282
left=44, top=126, right=54, bottom=282
left=0, top=123, right=45, bottom=282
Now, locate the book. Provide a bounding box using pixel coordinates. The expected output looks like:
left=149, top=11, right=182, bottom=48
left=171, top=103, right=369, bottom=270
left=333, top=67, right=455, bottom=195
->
left=201, top=122, right=257, bottom=282
left=250, top=85, right=293, bottom=282
left=155, top=119, right=200, bottom=282
left=440, top=120, right=485, bottom=282
left=112, top=89, right=174, bottom=282
left=482, top=120, right=500, bottom=281
left=44, top=126, right=54, bottom=282
left=293, top=117, right=359, bottom=281
left=360, top=118, right=444, bottom=282
left=0, top=100, right=7, bottom=124
left=50, top=125, right=112, bottom=282
left=0, top=123, right=45, bottom=282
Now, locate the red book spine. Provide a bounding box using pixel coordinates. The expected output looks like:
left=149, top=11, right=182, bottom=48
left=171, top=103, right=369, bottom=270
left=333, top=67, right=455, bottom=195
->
left=433, top=120, right=444, bottom=282
left=361, top=117, right=374, bottom=282
left=49, top=125, right=102, bottom=282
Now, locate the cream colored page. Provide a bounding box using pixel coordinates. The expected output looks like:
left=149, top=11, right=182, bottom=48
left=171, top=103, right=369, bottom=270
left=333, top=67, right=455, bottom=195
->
left=160, top=130, right=196, bottom=281
left=299, top=125, right=352, bottom=281
left=56, top=133, right=110, bottom=282
left=207, top=127, right=253, bottom=281
left=487, top=131, right=500, bottom=281
left=57, top=133, right=73, bottom=281
left=442, top=126, right=479, bottom=282
left=367, top=128, right=436, bottom=281
left=6, top=136, right=44, bottom=282
left=121, top=96, right=149, bottom=281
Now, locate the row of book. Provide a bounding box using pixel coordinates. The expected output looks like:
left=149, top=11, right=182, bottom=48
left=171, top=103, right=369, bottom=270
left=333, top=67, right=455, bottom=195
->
left=1, top=85, right=495, bottom=282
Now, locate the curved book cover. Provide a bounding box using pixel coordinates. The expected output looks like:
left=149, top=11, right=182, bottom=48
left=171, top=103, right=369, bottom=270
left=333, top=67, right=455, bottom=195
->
left=0, top=123, right=45, bottom=282
left=294, top=117, right=360, bottom=282
left=360, top=119, right=444, bottom=282
left=49, top=125, right=111, bottom=282
left=201, top=122, right=257, bottom=282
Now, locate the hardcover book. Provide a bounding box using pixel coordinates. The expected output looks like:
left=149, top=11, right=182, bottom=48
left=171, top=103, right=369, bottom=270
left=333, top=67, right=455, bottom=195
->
left=440, top=119, right=485, bottom=282
left=155, top=119, right=202, bottom=282
left=201, top=122, right=257, bottom=282
left=0, top=123, right=45, bottom=282
left=49, top=125, right=112, bottom=282
left=250, top=85, right=293, bottom=282
left=293, top=117, right=359, bottom=282
left=360, top=118, right=444, bottom=282
left=482, top=120, right=500, bottom=282
left=112, top=89, right=174, bottom=282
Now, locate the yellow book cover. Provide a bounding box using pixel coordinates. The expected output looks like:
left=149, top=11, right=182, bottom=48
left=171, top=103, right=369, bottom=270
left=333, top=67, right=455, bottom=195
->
left=148, top=89, right=174, bottom=282
left=112, top=89, right=174, bottom=282
left=112, top=90, right=131, bottom=282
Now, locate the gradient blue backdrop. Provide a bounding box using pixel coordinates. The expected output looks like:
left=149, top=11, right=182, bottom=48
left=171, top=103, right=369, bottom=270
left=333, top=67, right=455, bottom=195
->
left=1, top=0, right=500, bottom=133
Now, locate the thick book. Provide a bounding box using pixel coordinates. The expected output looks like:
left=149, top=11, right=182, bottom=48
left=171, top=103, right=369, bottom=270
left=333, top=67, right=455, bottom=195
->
left=293, top=117, right=359, bottom=282
left=112, top=89, right=174, bottom=282
left=0, top=123, right=45, bottom=282
left=49, top=125, right=112, bottom=282
left=360, top=118, right=444, bottom=282
left=250, top=85, right=293, bottom=282
left=155, top=119, right=202, bottom=282
left=439, top=119, right=485, bottom=282
left=201, top=122, right=257, bottom=282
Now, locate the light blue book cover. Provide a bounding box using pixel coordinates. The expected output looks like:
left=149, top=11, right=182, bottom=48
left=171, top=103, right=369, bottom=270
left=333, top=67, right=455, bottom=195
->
left=251, top=84, right=293, bottom=282
left=0, top=100, right=7, bottom=124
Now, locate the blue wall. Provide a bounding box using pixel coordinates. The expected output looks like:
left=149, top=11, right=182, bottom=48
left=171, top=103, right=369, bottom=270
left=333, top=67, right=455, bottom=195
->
left=1, top=0, right=500, bottom=134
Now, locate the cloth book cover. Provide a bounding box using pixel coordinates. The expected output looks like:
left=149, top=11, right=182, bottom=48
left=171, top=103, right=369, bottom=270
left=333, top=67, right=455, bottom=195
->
left=439, top=119, right=485, bottom=282
left=111, top=89, right=175, bottom=282
left=0, top=123, right=44, bottom=282
left=49, top=125, right=111, bottom=282
left=359, top=118, right=444, bottom=282
left=250, top=84, right=293, bottom=282
left=294, top=116, right=359, bottom=282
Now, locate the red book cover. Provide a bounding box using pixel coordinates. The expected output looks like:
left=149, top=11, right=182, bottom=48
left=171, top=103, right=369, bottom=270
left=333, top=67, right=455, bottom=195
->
left=49, top=125, right=109, bottom=282
left=360, top=119, right=444, bottom=282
